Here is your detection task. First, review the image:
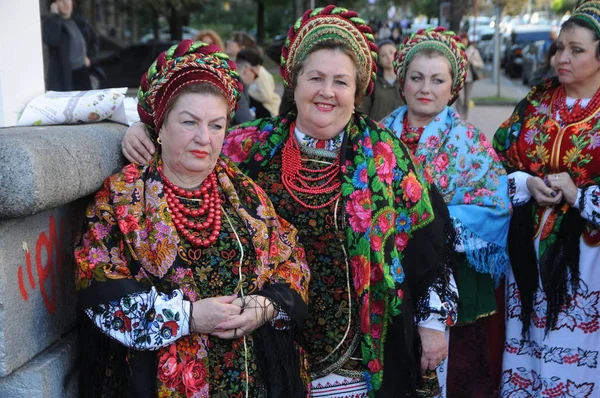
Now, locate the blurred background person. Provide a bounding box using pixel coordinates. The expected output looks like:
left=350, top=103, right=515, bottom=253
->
left=195, top=29, right=224, bottom=50
left=234, top=48, right=271, bottom=123
left=455, top=32, right=484, bottom=119
left=391, top=26, right=403, bottom=45
left=360, top=39, right=403, bottom=121
left=226, top=31, right=281, bottom=117
left=530, top=41, right=558, bottom=87
left=42, top=0, right=98, bottom=91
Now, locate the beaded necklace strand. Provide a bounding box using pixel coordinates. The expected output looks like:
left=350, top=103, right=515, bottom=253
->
left=159, top=165, right=222, bottom=247
left=281, top=122, right=342, bottom=209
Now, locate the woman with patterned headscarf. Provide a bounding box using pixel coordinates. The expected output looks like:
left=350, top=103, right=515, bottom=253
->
left=381, top=27, right=511, bottom=397
left=74, top=41, right=310, bottom=397
left=122, top=5, right=455, bottom=397
left=493, top=1, right=600, bottom=394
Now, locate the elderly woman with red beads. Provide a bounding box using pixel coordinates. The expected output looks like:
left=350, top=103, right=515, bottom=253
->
left=74, top=42, right=310, bottom=397
left=493, top=1, right=600, bottom=395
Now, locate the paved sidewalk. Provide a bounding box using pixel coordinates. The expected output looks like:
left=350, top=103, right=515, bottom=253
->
left=465, top=75, right=531, bottom=141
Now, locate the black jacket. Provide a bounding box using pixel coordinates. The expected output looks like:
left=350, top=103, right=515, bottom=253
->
left=42, top=13, right=99, bottom=91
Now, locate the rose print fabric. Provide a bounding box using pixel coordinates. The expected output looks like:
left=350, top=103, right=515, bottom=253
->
left=223, top=111, right=451, bottom=395
left=75, top=156, right=310, bottom=397
left=382, top=105, right=511, bottom=284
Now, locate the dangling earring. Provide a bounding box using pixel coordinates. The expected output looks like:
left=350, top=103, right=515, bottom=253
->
left=157, top=136, right=162, bottom=145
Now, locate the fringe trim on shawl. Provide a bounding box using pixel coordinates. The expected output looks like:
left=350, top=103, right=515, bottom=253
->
left=459, top=226, right=509, bottom=286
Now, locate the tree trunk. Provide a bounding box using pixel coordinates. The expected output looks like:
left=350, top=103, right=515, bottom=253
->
left=257, top=0, right=265, bottom=45
left=132, top=0, right=139, bottom=43
left=295, top=0, right=305, bottom=19
left=450, top=0, right=470, bottom=33
left=151, top=8, right=160, bottom=43
left=169, top=4, right=183, bottom=41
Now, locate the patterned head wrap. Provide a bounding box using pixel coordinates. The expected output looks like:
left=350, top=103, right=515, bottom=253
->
left=280, top=4, right=378, bottom=96
left=394, top=27, right=467, bottom=105
left=570, top=1, right=600, bottom=38
left=138, top=40, right=243, bottom=139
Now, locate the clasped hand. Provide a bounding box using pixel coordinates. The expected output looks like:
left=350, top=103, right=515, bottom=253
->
left=527, top=172, right=578, bottom=206
left=190, top=294, right=277, bottom=339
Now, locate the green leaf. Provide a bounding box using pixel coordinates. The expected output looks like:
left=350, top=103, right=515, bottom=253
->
left=163, top=308, right=175, bottom=320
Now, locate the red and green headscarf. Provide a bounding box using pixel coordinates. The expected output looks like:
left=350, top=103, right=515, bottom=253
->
left=394, top=27, right=468, bottom=105
left=137, top=40, right=243, bottom=140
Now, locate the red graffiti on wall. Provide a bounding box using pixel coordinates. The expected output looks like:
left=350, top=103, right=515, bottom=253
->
left=17, top=215, right=67, bottom=314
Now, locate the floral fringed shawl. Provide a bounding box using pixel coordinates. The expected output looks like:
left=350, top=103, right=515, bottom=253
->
left=382, top=106, right=511, bottom=284
left=75, top=156, right=311, bottom=396
left=222, top=111, right=449, bottom=395
left=493, top=77, right=600, bottom=333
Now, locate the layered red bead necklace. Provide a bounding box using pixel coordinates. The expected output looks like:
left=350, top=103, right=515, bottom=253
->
left=281, top=122, right=342, bottom=209
left=159, top=165, right=222, bottom=247
left=553, top=85, right=600, bottom=126
left=401, top=114, right=426, bottom=154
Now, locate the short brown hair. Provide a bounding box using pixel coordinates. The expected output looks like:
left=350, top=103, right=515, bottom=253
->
left=229, top=31, right=257, bottom=49
left=195, top=29, right=225, bottom=51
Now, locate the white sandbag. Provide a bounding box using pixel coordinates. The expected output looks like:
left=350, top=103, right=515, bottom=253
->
left=16, top=87, right=129, bottom=126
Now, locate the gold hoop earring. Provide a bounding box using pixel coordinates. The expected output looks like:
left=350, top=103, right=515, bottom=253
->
left=157, top=137, right=162, bottom=145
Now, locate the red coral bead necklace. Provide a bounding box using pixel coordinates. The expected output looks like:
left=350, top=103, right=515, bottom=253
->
left=158, top=165, right=222, bottom=247
left=281, top=122, right=342, bottom=210
left=401, top=114, right=426, bottom=154
left=553, top=85, right=600, bottom=126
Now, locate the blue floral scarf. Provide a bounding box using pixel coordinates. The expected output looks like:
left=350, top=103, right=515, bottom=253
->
left=382, top=106, right=510, bottom=283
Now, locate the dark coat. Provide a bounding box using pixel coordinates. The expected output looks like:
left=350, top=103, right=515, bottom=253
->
left=42, top=13, right=99, bottom=91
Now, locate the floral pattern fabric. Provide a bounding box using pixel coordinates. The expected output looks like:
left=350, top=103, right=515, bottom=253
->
left=493, top=78, right=600, bottom=396
left=223, top=111, right=448, bottom=395
left=75, top=157, right=310, bottom=397
left=382, top=105, right=510, bottom=283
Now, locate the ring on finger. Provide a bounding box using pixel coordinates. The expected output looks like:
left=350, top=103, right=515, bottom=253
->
left=555, top=175, right=559, bottom=180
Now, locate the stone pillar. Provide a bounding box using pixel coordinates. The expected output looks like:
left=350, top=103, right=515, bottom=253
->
left=0, top=0, right=45, bottom=127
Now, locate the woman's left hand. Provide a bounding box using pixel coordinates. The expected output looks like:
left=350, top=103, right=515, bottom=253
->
left=418, top=326, right=447, bottom=372
left=547, top=172, right=578, bottom=205
left=211, top=295, right=278, bottom=339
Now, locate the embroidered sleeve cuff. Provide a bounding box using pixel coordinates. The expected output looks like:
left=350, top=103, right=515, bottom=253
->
left=86, top=287, right=191, bottom=350
left=508, top=171, right=532, bottom=206
left=575, top=186, right=600, bottom=226
left=418, top=315, right=447, bottom=332
left=415, top=273, right=458, bottom=329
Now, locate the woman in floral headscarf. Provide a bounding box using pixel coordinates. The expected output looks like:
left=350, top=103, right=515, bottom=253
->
left=75, top=41, right=310, bottom=397
left=493, top=1, right=600, bottom=395
left=121, top=5, right=455, bottom=397
left=381, top=27, right=511, bottom=397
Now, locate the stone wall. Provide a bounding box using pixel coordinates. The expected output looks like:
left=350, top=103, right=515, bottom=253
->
left=0, top=122, right=126, bottom=396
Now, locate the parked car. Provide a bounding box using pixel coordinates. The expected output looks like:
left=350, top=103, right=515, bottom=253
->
left=504, top=25, right=553, bottom=78
left=482, top=33, right=508, bottom=66
left=92, top=42, right=177, bottom=88
left=521, top=39, right=548, bottom=85
left=477, top=28, right=496, bottom=61
left=140, top=26, right=200, bottom=43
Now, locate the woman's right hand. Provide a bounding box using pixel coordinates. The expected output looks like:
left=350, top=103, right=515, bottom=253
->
left=122, top=122, right=156, bottom=165
left=190, top=294, right=241, bottom=334
left=526, top=176, right=563, bottom=206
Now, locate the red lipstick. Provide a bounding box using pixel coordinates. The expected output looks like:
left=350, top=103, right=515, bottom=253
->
left=191, top=150, right=208, bottom=158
